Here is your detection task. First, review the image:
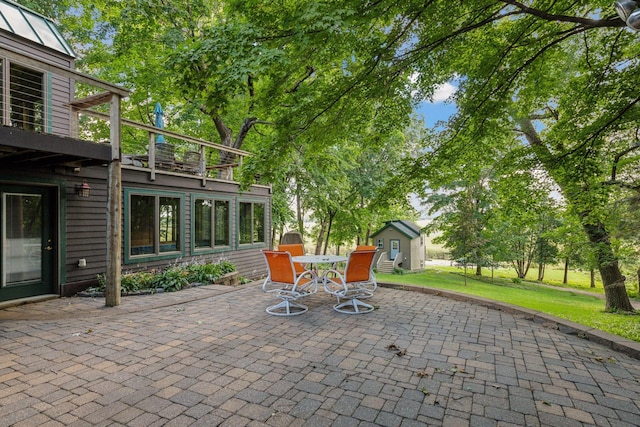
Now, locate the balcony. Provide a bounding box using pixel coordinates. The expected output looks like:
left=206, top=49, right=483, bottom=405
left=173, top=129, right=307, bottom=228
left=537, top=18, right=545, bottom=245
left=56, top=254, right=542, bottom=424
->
left=0, top=45, right=249, bottom=183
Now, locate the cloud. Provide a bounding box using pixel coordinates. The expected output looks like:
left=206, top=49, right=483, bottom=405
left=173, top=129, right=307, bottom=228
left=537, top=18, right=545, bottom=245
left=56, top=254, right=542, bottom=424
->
left=431, top=82, right=457, bottom=102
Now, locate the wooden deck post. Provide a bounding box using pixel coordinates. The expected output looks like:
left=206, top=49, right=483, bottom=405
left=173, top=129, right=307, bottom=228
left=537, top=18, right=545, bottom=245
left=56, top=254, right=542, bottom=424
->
left=105, top=93, right=122, bottom=307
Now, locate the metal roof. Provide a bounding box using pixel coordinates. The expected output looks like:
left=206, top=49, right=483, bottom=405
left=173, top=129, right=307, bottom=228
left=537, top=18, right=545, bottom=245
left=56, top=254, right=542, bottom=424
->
left=0, top=0, right=75, bottom=57
left=371, top=220, right=422, bottom=240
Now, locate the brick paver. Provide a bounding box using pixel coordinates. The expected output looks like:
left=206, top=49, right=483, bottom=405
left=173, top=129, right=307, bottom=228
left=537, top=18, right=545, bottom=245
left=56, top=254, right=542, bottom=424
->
left=1, top=283, right=640, bottom=426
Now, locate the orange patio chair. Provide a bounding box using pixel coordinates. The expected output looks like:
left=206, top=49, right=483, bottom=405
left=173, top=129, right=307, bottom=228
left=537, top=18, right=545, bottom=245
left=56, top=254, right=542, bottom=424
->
left=323, top=250, right=377, bottom=314
left=278, top=243, right=306, bottom=274
left=346, top=246, right=378, bottom=297
left=355, top=245, right=377, bottom=251
left=262, top=250, right=317, bottom=316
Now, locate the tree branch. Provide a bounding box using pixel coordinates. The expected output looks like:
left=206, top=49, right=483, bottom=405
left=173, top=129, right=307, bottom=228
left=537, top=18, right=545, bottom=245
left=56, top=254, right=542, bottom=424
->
left=502, top=0, right=626, bottom=28
left=611, top=142, right=640, bottom=181
left=286, top=66, right=315, bottom=93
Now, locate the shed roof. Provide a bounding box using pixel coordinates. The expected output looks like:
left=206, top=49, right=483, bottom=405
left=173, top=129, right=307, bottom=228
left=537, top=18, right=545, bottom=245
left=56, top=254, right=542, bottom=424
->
left=371, top=220, right=422, bottom=240
left=0, top=0, right=75, bottom=57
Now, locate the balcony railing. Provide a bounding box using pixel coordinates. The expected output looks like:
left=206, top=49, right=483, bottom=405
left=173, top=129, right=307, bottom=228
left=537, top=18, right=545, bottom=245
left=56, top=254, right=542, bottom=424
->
left=0, top=45, right=249, bottom=183
left=80, top=108, right=249, bottom=184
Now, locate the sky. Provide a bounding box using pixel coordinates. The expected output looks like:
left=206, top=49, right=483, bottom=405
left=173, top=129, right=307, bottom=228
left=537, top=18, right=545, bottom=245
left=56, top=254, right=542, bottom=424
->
left=414, top=82, right=458, bottom=128
left=409, top=82, right=459, bottom=219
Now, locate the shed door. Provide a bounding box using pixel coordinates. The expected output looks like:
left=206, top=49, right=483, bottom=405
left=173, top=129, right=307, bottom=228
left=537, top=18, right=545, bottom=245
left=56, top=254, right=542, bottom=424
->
left=390, top=239, right=400, bottom=260
left=0, top=185, right=56, bottom=301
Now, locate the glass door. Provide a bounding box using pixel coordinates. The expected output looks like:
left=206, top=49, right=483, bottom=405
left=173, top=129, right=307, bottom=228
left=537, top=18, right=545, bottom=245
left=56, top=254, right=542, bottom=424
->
left=1, top=185, right=55, bottom=301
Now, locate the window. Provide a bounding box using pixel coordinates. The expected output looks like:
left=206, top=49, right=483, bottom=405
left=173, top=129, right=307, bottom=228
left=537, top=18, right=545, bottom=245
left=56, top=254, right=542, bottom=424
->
left=9, top=63, right=44, bottom=131
left=126, top=190, right=184, bottom=260
left=377, top=239, right=384, bottom=249
left=194, top=197, right=230, bottom=251
left=239, top=201, right=265, bottom=245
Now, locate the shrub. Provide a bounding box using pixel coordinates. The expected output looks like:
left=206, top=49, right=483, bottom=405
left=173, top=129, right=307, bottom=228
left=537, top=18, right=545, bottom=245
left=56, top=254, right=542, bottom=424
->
left=185, top=260, right=236, bottom=284
left=93, top=260, right=238, bottom=295
left=122, top=271, right=155, bottom=293
left=152, top=266, right=190, bottom=292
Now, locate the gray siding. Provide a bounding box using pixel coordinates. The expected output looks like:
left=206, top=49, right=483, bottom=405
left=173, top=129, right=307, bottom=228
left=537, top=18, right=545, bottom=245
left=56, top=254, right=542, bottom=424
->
left=49, top=73, right=72, bottom=136
left=0, top=33, right=74, bottom=137
left=77, top=167, right=271, bottom=286
left=1, top=164, right=271, bottom=297
left=65, top=168, right=108, bottom=284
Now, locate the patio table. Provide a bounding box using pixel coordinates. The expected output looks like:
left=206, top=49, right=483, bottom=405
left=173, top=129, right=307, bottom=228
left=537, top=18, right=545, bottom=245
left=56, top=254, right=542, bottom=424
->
left=292, top=254, right=346, bottom=275
left=292, top=254, right=347, bottom=268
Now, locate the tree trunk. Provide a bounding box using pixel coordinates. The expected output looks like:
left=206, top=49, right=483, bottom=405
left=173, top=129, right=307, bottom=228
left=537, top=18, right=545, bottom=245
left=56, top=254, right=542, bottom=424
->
left=364, top=226, right=371, bottom=246
left=637, top=266, right=640, bottom=293
left=475, top=263, right=482, bottom=276
left=463, top=263, right=467, bottom=286
left=583, top=221, right=634, bottom=312
left=323, top=212, right=334, bottom=255
left=515, top=258, right=526, bottom=279
left=590, top=268, right=595, bottom=289
left=537, top=263, right=545, bottom=281
left=519, top=118, right=633, bottom=311
left=315, top=221, right=326, bottom=255
left=296, top=185, right=304, bottom=239
left=563, top=257, right=569, bottom=284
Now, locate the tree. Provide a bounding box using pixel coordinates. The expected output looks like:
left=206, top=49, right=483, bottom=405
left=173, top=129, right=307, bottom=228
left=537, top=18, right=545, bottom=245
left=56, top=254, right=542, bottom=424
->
left=426, top=175, right=494, bottom=279
left=40, top=1, right=638, bottom=311
left=370, top=1, right=637, bottom=311
left=551, top=213, right=595, bottom=286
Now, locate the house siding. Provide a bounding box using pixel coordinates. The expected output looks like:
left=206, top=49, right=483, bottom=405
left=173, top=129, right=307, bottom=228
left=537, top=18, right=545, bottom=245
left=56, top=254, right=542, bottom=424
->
left=1, top=165, right=271, bottom=297
left=114, top=168, right=271, bottom=283
left=0, top=32, right=74, bottom=137
left=410, top=235, right=424, bottom=270
left=50, top=73, right=72, bottom=136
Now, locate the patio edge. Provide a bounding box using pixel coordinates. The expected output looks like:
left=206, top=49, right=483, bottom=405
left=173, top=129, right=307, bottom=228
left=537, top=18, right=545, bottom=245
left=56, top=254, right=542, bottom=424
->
left=378, top=282, right=640, bottom=361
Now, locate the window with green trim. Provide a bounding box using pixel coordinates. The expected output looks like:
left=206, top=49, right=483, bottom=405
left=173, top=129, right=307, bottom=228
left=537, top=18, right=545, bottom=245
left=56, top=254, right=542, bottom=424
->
left=129, top=193, right=182, bottom=257
left=194, top=198, right=230, bottom=250
left=239, top=201, right=265, bottom=245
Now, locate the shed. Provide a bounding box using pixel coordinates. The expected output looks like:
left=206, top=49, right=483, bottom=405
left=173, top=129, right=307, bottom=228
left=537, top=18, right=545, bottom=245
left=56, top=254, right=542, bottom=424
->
left=370, top=220, right=426, bottom=272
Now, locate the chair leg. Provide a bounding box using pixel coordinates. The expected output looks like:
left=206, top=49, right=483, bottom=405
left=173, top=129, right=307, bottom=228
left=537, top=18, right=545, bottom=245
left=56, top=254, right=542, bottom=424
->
left=333, top=298, right=374, bottom=314
left=355, top=288, right=374, bottom=299
left=266, top=299, right=308, bottom=316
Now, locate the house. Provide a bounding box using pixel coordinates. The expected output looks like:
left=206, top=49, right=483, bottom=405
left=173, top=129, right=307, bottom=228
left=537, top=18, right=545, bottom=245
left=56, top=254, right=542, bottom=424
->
left=371, top=220, right=426, bottom=272
left=0, top=1, right=270, bottom=305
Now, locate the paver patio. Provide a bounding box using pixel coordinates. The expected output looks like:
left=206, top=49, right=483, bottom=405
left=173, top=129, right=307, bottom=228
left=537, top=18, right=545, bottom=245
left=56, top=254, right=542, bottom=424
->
left=1, top=283, right=639, bottom=426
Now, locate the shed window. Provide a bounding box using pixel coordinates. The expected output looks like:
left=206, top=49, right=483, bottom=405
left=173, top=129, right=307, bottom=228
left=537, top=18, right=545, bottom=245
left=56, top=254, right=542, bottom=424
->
left=239, top=201, right=265, bottom=245
left=377, top=239, right=384, bottom=249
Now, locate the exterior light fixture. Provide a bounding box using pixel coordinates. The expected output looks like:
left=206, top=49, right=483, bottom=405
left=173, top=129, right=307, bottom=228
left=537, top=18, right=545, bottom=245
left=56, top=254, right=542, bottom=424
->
left=75, top=181, right=91, bottom=198
left=615, top=0, right=640, bottom=30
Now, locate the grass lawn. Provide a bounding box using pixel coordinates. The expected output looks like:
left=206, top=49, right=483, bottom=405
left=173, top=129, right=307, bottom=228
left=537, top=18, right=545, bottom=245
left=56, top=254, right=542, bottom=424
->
left=377, top=268, right=640, bottom=343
